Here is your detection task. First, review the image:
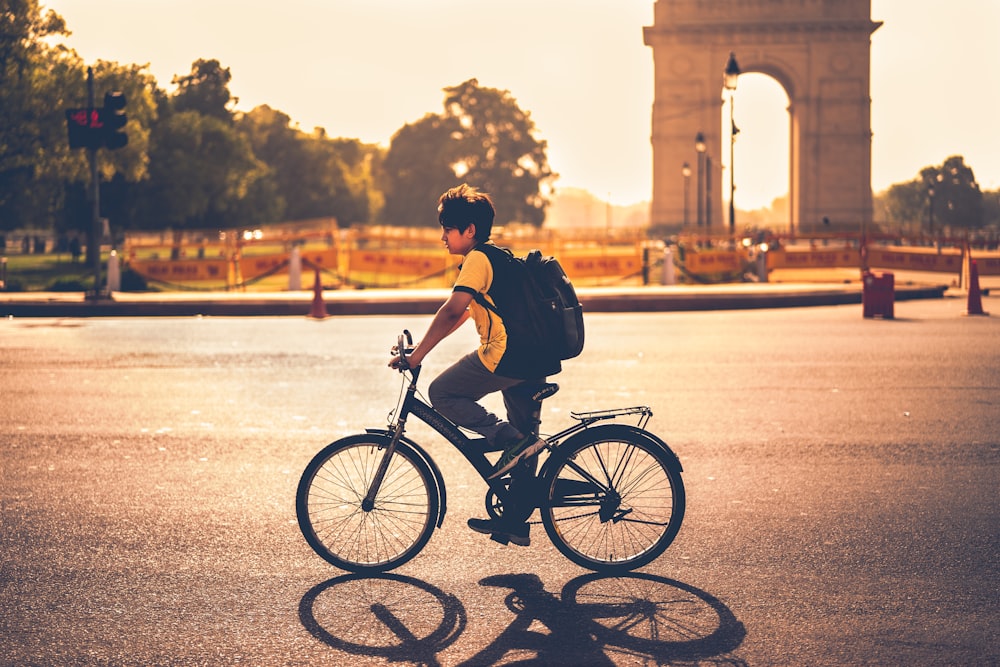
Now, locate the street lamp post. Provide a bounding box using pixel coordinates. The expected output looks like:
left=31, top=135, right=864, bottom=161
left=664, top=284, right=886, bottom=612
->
left=682, top=162, right=692, bottom=226
left=927, top=184, right=936, bottom=238
left=706, top=156, right=713, bottom=231
left=724, top=52, right=741, bottom=236
left=695, top=132, right=706, bottom=227
left=926, top=172, right=942, bottom=239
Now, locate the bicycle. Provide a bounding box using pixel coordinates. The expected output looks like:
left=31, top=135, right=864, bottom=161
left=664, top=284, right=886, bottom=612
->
left=296, top=330, right=685, bottom=574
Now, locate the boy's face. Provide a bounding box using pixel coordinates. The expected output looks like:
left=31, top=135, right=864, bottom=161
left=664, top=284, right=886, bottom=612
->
left=441, top=224, right=478, bottom=256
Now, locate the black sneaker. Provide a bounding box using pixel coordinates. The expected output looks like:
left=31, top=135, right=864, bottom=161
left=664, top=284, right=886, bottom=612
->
left=488, top=435, right=547, bottom=480
left=467, top=517, right=530, bottom=547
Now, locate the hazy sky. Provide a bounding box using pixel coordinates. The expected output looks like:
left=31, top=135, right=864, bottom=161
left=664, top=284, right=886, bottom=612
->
left=46, top=0, right=999, bottom=209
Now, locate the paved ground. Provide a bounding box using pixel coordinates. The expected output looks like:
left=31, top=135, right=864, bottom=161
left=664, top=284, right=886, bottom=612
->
left=2, top=299, right=998, bottom=665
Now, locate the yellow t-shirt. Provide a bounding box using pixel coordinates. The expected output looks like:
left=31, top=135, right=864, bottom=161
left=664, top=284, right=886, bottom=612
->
left=453, top=247, right=509, bottom=373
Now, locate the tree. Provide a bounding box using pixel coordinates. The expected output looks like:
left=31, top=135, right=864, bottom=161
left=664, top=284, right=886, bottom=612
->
left=381, top=79, right=554, bottom=227
left=442, top=79, right=554, bottom=227
left=921, top=156, right=982, bottom=234
left=136, top=110, right=270, bottom=243
left=0, top=0, right=76, bottom=230
left=237, top=105, right=378, bottom=225
left=877, top=156, right=983, bottom=237
left=879, top=180, right=926, bottom=235
left=171, top=58, right=237, bottom=122
left=381, top=113, right=464, bottom=226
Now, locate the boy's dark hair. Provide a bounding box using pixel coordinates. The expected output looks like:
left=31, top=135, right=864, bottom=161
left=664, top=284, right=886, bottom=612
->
left=438, top=183, right=495, bottom=242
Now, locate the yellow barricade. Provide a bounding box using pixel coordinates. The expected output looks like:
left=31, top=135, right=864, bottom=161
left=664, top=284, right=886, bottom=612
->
left=239, top=254, right=286, bottom=280
left=560, top=249, right=643, bottom=279
left=129, top=258, right=230, bottom=283
left=768, top=248, right=859, bottom=269
left=970, top=253, right=1000, bottom=275
left=865, top=247, right=963, bottom=273
left=683, top=250, right=742, bottom=274
left=766, top=246, right=1000, bottom=275
left=238, top=248, right=341, bottom=280
left=348, top=250, right=453, bottom=278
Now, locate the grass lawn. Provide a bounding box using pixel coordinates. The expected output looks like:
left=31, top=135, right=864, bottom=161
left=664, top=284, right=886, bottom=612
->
left=1, top=252, right=105, bottom=292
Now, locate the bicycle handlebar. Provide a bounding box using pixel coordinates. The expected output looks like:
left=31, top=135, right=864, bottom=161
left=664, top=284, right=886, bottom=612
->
left=393, top=329, right=416, bottom=372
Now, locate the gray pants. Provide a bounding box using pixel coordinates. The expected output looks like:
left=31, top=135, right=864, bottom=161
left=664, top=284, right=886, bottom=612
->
left=428, top=351, right=540, bottom=446
left=429, top=351, right=543, bottom=524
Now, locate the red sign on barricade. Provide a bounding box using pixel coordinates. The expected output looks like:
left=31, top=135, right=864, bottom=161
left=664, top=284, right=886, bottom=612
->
left=348, top=250, right=451, bottom=277
left=563, top=252, right=642, bottom=279
left=130, top=259, right=229, bottom=282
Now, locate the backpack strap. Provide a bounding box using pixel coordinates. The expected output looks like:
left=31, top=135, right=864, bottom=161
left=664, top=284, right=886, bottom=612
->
left=473, top=292, right=501, bottom=317
left=470, top=243, right=514, bottom=318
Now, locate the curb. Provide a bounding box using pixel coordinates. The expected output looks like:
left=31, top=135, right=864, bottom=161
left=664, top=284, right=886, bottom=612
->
left=1, top=283, right=949, bottom=318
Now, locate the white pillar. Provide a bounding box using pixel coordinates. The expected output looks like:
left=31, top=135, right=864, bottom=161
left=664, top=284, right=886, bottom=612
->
left=757, top=250, right=768, bottom=282
left=106, top=250, right=121, bottom=291
left=288, top=246, right=302, bottom=291
left=662, top=248, right=676, bottom=285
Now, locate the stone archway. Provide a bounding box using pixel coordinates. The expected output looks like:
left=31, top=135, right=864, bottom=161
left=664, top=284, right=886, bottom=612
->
left=643, top=0, right=881, bottom=234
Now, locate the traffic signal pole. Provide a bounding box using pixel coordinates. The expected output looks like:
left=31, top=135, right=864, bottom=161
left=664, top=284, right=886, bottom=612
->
left=85, top=67, right=105, bottom=299
left=65, top=68, right=128, bottom=298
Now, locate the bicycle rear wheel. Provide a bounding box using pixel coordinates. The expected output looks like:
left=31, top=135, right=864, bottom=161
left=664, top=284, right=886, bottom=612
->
left=540, top=426, right=685, bottom=572
left=296, top=434, right=438, bottom=573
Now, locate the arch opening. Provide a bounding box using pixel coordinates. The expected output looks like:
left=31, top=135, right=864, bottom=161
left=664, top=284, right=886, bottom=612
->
left=722, top=73, right=791, bottom=230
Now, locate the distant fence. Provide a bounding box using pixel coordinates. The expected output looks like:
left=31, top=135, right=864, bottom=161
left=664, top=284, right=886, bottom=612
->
left=116, top=223, right=1000, bottom=291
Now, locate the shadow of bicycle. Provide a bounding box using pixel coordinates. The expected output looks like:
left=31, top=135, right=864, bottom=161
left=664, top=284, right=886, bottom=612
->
left=299, top=571, right=746, bottom=666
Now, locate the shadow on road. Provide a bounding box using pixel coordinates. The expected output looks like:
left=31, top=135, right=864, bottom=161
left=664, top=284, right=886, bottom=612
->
left=299, top=571, right=746, bottom=666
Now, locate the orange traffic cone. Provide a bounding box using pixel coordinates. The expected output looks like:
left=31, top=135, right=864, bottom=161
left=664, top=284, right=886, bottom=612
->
left=964, top=259, right=988, bottom=316
left=308, top=269, right=328, bottom=319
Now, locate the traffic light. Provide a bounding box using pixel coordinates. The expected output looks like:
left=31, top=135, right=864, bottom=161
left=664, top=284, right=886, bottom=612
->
left=100, top=91, right=128, bottom=150
left=65, top=107, right=104, bottom=149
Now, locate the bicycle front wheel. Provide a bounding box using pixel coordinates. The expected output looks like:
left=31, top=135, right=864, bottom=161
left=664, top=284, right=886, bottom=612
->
left=541, top=426, right=685, bottom=572
left=296, top=434, right=438, bottom=573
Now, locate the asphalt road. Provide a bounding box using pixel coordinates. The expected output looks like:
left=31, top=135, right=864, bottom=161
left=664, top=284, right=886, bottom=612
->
left=2, top=296, right=998, bottom=666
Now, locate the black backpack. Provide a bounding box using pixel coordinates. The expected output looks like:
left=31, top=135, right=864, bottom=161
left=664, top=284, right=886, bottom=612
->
left=473, top=246, right=585, bottom=364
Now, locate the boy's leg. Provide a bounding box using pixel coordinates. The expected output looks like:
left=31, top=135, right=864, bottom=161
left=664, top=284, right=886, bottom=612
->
left=428, top=352, right=523, bottom=446
left=500, top=382, right=544, bottom=525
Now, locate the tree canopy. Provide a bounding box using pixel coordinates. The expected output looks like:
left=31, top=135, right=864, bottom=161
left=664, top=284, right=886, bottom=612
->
left=381, top=79, right=555, bottom=228
left=877, top=156, right=987, bottom=236
left=0, top=3, right=381, bottom=237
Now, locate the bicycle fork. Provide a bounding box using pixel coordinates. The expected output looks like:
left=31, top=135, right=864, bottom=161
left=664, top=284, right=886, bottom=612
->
left=361, top=381, right=415, bottom=512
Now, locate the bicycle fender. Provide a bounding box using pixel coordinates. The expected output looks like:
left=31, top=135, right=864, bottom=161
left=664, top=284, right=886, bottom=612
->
left=365, top=428, right=448, bottom=528
left=541, top=423, right=683, bottom=478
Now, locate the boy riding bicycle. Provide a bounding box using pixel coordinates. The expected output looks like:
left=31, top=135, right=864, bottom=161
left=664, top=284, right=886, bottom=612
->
left=389, top=183, right=560, bottom=547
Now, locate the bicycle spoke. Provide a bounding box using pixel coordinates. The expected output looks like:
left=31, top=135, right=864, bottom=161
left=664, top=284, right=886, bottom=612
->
left=298, top=438, right=437, bottom=571
left=543, top=433, right=684, bottom=571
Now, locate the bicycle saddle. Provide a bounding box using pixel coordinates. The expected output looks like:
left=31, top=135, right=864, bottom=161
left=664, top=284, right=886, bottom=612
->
left=531, top=382, right=560, bottom=402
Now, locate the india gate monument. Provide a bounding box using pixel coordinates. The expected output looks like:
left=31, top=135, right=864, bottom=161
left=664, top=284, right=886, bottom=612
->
left=643, top=0, right=881, bottom=233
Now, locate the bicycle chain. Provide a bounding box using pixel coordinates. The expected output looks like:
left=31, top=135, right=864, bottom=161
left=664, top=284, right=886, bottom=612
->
left=527, top=509, right=601, bottom=525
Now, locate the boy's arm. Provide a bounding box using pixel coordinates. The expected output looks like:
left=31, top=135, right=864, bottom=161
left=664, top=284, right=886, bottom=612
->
left=393, top=291, right=473, bottom=368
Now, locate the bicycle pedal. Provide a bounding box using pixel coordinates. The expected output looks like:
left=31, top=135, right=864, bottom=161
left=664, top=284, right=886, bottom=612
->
left=490, top=533, right=510, bottom=545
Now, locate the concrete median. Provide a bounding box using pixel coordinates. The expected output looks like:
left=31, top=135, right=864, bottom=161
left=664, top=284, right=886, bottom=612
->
left=1, top=282, right=949, bottom=318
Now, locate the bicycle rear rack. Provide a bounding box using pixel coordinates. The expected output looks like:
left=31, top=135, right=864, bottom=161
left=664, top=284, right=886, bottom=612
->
left=570, top=406, right=652, bottom=430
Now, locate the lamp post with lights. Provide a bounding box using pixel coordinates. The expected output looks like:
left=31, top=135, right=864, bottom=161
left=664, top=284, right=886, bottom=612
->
left=682, top=162, right=692, bottom=226
left=724, top=52, right=741, bottom=236
left=695, top=132, right=706, bottom=227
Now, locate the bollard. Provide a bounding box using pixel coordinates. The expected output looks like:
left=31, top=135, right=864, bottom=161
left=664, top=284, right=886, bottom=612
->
left=662, top=248, right=676, bottom=285
left=106, top=250, right=121, bottom=292
left=862, top=270, right=894, bottom=319
left=288, top=246, right=302, bottom=291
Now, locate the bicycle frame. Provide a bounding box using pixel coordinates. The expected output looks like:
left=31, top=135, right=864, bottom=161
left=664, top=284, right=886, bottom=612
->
left=362, top=359, right=658, bottom=524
